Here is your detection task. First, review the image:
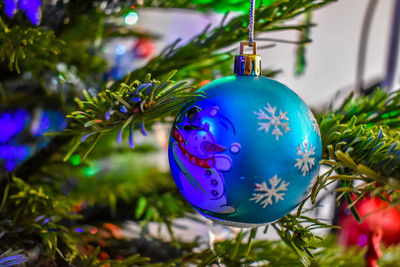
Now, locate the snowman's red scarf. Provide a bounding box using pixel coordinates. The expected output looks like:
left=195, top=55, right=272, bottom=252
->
left=173, top=128, right=215, bottom=168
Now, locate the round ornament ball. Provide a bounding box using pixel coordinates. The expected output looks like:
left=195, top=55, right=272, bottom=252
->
left=168, top=42, right=322, bottom=227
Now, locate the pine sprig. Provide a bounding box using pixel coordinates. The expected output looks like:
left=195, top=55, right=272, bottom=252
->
left=271, top=213, right=339, bottom=266
left=174, top=234, right=400, bottom=266
left=65, top=71, right=202, bottom=160
left=321, top=89, right=400, bottom=175
left=0, top=23, right=106, bottom=78
left=0, top=176, right=81, bottom=262
left=0, top=24, right=62, bottom=73
left=311, top=89, right=400, bottom=219
left=119, top=0, right=335, bottom=82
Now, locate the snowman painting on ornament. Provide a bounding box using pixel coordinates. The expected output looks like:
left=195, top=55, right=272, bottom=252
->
left=170, top=106, right=241, bottom=215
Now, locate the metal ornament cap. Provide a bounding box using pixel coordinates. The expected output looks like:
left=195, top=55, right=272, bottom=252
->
left=234, top=41, right=261, bottom=76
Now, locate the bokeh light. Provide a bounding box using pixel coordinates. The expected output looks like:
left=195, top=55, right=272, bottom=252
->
left=124, top=11, right=138, bottom=25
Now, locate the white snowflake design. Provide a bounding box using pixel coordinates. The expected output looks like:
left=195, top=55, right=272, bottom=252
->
left=249, top=175, right=289, bottom=208
left=254, top=103, right=290, bottom=140
left=308, top=111, right=320, bottom=135
left=294, top=136, right=316, bottom=176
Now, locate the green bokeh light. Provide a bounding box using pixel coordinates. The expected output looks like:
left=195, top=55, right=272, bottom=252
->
left=70, top=155, right=80, bottom=166
left=124, top=11, right=139, bottom=25
left=192, top=0, right=275, bottom=12
left=82, top=162, right=100, bottom=177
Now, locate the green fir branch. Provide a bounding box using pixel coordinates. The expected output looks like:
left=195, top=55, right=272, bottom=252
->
left=319, top=90, right=400, bottom=177
left=0, top=24, right=106, bottom=77
left=65, top=71, right=202, bottom=160
left=162, top=234, right=400, bottom=266
left=118, top=0, right=335, bottom=82
left=310, top=88, right=400, bottom=219
left=0, top=25, right=62, bottom=73
left=0, top=176, right=81, bottom=262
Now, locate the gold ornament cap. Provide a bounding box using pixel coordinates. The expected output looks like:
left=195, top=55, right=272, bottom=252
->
left=234, top=41, right=261, bottom=76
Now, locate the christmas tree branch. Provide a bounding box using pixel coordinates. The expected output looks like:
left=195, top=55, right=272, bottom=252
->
left=0, top=176, right=80, bottom=262
left=119, top=0, right=335, bottom=82
left=9, top=71, right=200, bottom=181
left=0, top=25, right=62, bottom=73
left=63, top=70, right=201, bottom=161
left=0, top=10, right=153, bottom=79
left=311, top=89, right=400, bottom=220
left=160, top=234, right=400, bottom=266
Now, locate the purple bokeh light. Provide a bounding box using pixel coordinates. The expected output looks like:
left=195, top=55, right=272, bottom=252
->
left=357, top=234, right=368, bottom=247
left=0, top=113, right=17, bottom=143
left=3, top=0, right=17, bottom=18
left=0, top=109, right=29, bottom=143
left=2, top=0, right=41, bottom=25
left=0, top=109, right=65, bottom=172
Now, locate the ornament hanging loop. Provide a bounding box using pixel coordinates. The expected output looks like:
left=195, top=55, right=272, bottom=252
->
left=234, top=41, right=261, bottom=76
left=249, top=0, right=256, bottom=46
left=240, top=41, right=257, bottom=55
left=234, top=0, right=260, bottom=76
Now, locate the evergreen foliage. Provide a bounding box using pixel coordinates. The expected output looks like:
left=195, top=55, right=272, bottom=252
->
left=314, top=89, right=400, bottom=221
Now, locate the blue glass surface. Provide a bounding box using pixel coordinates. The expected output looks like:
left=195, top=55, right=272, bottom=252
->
left=168, top=75, right=322, bottom=226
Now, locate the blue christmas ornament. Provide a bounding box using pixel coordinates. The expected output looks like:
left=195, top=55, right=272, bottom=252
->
left=168, top=42, right=322, bottom=227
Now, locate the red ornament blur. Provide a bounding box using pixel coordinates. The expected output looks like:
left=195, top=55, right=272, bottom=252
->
left=134, top=38, right=154, bottom=58
left=338, top=196, right=400, bottom=247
